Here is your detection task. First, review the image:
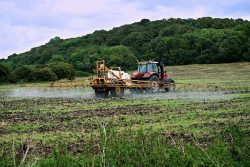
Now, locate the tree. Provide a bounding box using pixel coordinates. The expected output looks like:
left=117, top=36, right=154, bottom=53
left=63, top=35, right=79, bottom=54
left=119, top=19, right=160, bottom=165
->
left=138, top=19, right=150, bottom=26
left=49, top=54, right=65, bottom=63
left=13, top=66, right=36, bottom=82
left=101, top=45, right=137, bottom=70
left=35, top=68, right=57, bottom=81
left=49, top=62, right=76, bottom=80
left=1, top=17, right=249, bottom=72
left=0, top=64, right=10, bottom=82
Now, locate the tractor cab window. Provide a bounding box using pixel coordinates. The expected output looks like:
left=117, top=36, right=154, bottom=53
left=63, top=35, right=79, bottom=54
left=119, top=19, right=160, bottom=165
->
left=152, top=64, right=158, bottom=72
left=138, top=64, right=147, bottom=73
left=148, top=63, right=158, bottom=72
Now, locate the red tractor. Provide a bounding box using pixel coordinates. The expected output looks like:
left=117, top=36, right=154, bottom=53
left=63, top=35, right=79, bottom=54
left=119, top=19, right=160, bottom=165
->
left=130, top=61, right=175, bottom=92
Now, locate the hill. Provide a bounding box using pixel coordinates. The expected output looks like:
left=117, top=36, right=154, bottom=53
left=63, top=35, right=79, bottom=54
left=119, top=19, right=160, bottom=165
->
left=1, top=17, right=250, bottom=82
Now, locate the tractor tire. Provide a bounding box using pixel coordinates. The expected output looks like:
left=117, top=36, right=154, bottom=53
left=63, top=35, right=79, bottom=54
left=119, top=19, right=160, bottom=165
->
left=95, top=90, right=109, bottom=98
left=111, top=87, right=124, bottom=97
left=165, top=78, right=175, bottom=92
left=149, top=75, right=159, bottom=93
left=149, top=75, right=159, bottom=81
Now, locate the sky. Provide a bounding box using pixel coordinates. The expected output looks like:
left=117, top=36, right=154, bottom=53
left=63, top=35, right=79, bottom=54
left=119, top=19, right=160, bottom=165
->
left=0, top=0, right=250, bottom=59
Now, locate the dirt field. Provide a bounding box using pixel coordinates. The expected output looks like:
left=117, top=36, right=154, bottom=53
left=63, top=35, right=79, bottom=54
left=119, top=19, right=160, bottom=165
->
left=0, top=62, right=249, bottom=166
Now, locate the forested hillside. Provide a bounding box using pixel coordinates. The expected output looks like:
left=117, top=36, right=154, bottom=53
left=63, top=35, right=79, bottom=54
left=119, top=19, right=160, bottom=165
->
left=1, top=17, right=250, bottom=83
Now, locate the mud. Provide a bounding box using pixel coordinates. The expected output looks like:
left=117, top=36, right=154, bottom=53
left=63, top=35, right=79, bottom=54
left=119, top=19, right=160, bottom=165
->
left=0, top=103, right=165, bottom=134
left=1, top=104, right=161, bottom=121
left=71, top=104, right=162, bottom=117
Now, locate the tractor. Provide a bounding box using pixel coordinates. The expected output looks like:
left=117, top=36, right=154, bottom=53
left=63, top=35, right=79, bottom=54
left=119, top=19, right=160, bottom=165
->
left=90, top=60, right=176, bottom=98
left=130, top=61, right=175, bottom=92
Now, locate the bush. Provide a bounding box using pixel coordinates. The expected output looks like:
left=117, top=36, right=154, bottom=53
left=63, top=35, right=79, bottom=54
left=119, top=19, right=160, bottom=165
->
left=13, top=66, right=36, bottom=82
left=35, top=68, right=57, bottom=81
left=76, top=71, right=92, bottom=77
left=4, top=64, right=76, bottom=83
left=0, top=64, right=10, bottom=83
left=49, top=62, right=76, bottom=80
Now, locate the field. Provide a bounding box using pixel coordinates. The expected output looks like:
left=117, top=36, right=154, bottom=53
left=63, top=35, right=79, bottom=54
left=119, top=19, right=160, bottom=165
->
left=0, top=62, right=250, bottom=166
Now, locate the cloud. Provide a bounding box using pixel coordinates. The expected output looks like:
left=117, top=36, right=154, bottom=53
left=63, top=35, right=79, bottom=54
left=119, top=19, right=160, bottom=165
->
left=0, top=0, right=249, bottom=59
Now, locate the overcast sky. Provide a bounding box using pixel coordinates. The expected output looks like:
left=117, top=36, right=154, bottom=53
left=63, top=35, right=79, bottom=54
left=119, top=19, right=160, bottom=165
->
left=0, top=0, right=250, bottom=59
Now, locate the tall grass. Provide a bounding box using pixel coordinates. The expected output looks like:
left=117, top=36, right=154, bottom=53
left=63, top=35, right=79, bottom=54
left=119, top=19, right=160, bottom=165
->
left=1, top=125, right=249, bottom=167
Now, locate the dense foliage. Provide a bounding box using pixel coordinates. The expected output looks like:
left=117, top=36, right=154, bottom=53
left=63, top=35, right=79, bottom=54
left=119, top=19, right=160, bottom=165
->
left=0, top=63, right=75, bottom=83
left=0, top=64, right=11, bottom=83
left=1, top=17, right=250, bottom=82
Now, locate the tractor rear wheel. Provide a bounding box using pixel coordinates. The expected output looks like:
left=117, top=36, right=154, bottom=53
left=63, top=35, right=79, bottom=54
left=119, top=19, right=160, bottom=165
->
left=165, top=79, right=175, bottom=92
left=149, top=75, right=159, bottom=81
left=95, top=90, right=109, bottom=98
left=111, top=87, right=124, bottom=97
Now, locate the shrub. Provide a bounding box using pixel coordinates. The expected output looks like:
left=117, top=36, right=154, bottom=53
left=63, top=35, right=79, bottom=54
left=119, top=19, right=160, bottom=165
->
left=49, top=62, right=76, bottom=80
left=13, top=66, right=36, bottom=82
left=76, top=71, right=92, bottom=77
left=0, top=64, right=10, bottom=83
left=35, top=68, right=57, bottom=81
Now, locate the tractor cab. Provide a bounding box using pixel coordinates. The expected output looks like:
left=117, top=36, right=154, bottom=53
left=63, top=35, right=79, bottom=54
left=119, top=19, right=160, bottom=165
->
left=131, top=61, right=167, bottom=81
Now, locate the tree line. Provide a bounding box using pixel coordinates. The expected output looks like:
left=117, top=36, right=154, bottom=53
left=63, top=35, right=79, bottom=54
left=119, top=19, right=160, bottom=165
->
left=0, top=17, right=250, bottom=83
left=0, top=62, right=76, bottom=83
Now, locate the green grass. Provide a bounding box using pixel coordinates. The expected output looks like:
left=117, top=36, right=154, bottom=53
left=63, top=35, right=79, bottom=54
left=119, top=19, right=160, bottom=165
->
left=0, top=62, right=249, bottom=166
left=0, top=125, right=249, bottom=167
